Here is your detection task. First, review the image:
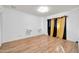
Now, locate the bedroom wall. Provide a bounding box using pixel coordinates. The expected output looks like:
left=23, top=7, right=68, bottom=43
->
left=2, top=8, right=43, bottom=43
left=43, top=8, right=79, bottom=42
left=0, top=13, right=2, bottom=46
left=0, top=6, right=3, bottom=46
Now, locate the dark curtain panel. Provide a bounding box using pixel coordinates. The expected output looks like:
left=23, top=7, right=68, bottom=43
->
left=63, top=16, right=67, bottom=39
left=47, top=19, right=51, bottom=36
left=53, top=18, right=57, bottom=37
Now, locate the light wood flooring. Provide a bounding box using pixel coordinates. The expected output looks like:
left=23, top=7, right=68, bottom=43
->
left=0, top=35, right=78, bottom=53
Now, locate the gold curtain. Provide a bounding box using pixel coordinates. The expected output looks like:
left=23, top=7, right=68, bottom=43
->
left=57, top=17, right=65, bottom=39
left=50, top=18, right=54, bottom=37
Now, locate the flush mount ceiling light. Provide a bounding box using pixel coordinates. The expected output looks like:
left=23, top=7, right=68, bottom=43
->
left=37, top=6, right=49, bottom=13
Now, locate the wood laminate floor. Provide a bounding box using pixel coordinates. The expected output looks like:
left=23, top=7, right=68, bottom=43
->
left=0, top=35, right=78, bottom=53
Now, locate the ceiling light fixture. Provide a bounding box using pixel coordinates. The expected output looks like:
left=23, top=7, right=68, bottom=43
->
left=37, top=6, right=49, bottom=13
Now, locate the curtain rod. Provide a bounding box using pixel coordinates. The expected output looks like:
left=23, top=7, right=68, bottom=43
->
left=48, top=16, right=67, bottom=20
left=52, top=16, right=67, bottom=19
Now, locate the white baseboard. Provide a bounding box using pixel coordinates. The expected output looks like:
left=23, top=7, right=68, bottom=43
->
left=2, top=34, right=44, bottom=44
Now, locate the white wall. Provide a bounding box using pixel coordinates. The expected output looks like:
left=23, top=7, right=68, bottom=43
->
left=43, top=8, right=79, bottom=42
left=2, top=8, right=43, bottom=43
left=0, top=13, right=2, bottom=46
left=0, top=6, right=3, bottom=46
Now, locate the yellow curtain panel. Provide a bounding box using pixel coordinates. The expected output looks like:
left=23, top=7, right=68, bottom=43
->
left=50, top=19, right=54, bottom=37
left=57, top=17, right=65, bottom=39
